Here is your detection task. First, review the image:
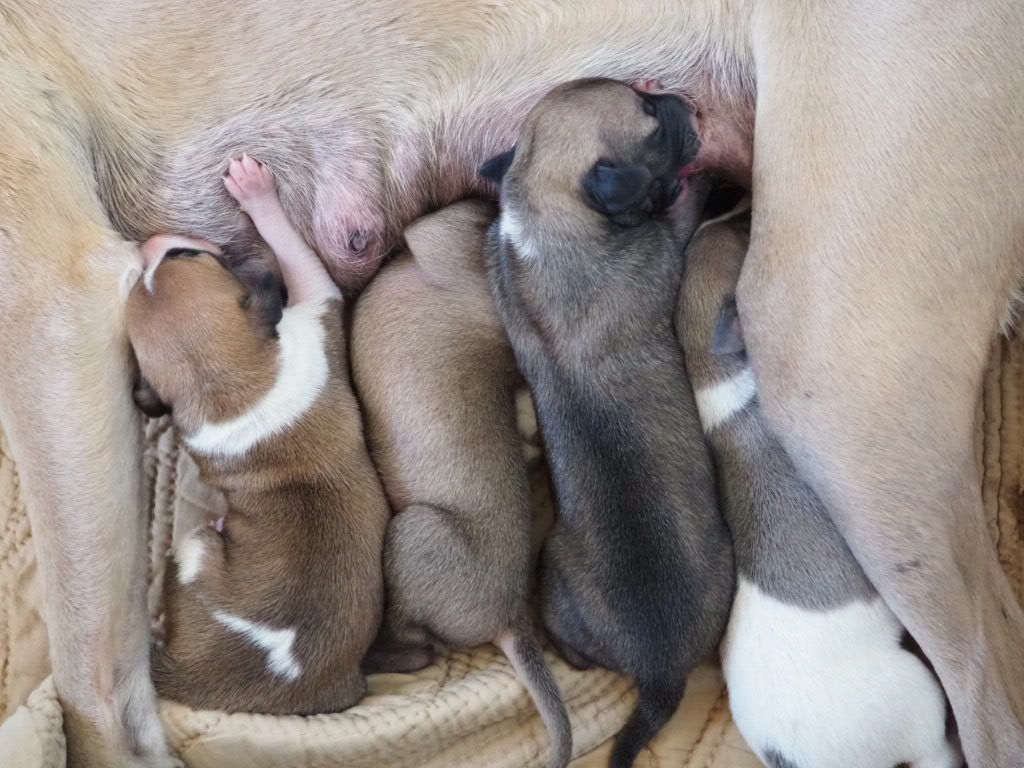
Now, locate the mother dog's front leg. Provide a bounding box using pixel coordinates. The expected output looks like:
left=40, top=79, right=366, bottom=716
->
left=742, top=2, right=1024, bottom=764
left=0, top=113, right=177, bottom=766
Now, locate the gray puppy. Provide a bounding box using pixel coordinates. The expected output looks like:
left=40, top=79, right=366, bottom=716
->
left=482, top=78, right=735, bottom=768
left=350, top=200, right=571, bottom=768
left=677, top=204, right=962, bottom=768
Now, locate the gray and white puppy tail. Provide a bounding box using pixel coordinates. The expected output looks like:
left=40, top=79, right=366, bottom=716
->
left=497, top=618, right=573, bottom=768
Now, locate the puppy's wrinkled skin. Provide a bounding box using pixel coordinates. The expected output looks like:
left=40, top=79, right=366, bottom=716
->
left=351, top=199, right=572, bottom=768
left=1, top=1, right=1022, bottom=765
left=485, top=79, right=734, bottom=768
left=127, top=158, right=389, bottom=715
left=678, top=205, right=962, bottom=768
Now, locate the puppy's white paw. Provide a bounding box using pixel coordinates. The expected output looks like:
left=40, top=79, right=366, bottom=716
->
left=223, top=153, right=278, bottom=215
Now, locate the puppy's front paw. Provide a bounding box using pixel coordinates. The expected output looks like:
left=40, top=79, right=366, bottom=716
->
left=223, top=153, right=278, bottom=215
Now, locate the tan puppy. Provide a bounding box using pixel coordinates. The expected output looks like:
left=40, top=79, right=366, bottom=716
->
left=127, top=156, right=389, bottom=714
left=351, top=199, right=571, bottom=768
left=0, top=3, right=1021, bottom=766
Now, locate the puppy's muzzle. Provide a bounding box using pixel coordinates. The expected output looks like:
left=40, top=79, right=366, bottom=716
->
left=640, top=92, right=702, bottom=209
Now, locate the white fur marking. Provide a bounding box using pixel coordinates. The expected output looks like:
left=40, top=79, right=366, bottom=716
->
left=722, top=579, right=959, bottom=768
left=185, top=300, right=331, bottom=457
left=694, top=367, right=756, bottom=431
left=213, top=610, right=302, bottom=681
left=175, top=533, right=206, bottom=585
left=1000, top=276, right=1024, bottom=336
left=120, top=263, right=144, bottom=301
left=499, top=207, right=538, bottom=262
left=142, top=258, right=161, bottom=294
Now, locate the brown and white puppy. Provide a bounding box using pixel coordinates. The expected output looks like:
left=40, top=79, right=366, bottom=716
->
left=678, top=204, right=962, bottom=768
left=2, top=3, right=1022, bottom=766
left=484, top=79, right=734, bottom=768
left=351, top=199, right=572, bottom=768
left=126, top=156, right=389, bottom=714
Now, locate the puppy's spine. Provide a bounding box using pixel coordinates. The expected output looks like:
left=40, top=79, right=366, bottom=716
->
left=609, top=681, right=686, bottom=768
left=497, top=620, right=573, bottom=768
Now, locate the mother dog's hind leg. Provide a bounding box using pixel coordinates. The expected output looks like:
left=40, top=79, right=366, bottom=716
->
left=0, top=81, right=177, bottom=767
left=742, top=2, right=1024, bottom=765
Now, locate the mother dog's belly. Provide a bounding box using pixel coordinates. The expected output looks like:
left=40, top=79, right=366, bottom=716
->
left=81, top=0, right=755, bottom=290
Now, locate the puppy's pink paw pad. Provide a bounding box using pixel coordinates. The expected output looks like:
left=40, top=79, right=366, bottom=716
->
left=223, top=153, right=277, bottom=209
left=632, top=79, right=664, bottom=94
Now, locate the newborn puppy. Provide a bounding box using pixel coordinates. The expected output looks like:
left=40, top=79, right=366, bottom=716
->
left=483, top=79, right=734, bottom=768
left=126, top=155, right=390, bottom=715
left=351, top=200, right=572, bottom=768
left=677, top=204, right=963, bottom=768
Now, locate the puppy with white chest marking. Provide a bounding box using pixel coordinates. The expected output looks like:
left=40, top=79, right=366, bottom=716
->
left=677, top=205, right=963, bottom=768
left=484, top=79, right=735, bottom=768
left=351, top=199, right=572, bottom=768
left=126, top=155, right=390, bottom=714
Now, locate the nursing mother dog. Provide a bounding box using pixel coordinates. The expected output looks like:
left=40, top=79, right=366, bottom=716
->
left=0, top=1, right=1022, bottom=766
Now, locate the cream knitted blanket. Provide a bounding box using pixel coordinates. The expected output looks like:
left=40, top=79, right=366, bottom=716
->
left=1, top=336, right=1020, bottom=767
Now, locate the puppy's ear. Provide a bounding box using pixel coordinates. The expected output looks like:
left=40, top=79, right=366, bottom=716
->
left=479, top=147, right=516, bottom=185
left=584, top=162, right=653, bottom=217
left=132, top=378, right=171, bottom=418
left=712, top=295, right=746, bottom=356
left=241, top=271, right=284, bottom=333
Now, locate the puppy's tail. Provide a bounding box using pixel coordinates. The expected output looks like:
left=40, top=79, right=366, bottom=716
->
left=609, top=680, right=685, bottom=768
left=497, top=620, right=573, bottom=768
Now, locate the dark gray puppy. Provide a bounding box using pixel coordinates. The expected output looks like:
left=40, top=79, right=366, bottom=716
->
left=481, top=78, right=735, bottom=768
left=677, top=204, right=962, bottom=768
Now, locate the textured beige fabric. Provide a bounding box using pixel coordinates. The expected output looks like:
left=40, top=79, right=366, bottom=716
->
left=0, top=333, right=1021, bottom=767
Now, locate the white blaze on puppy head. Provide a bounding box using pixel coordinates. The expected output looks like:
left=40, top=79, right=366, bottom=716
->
left=498, top=206, right=540, bottom=262
left=481, top=149, right=541, bottom=263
